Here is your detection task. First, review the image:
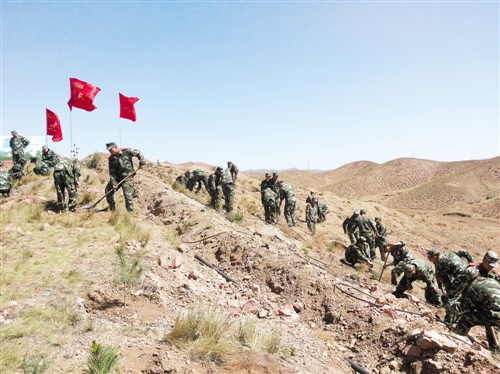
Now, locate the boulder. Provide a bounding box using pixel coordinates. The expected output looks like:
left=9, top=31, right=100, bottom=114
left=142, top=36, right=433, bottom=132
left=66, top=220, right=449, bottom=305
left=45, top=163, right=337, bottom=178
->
left=416, top=330, right=457, bottom=353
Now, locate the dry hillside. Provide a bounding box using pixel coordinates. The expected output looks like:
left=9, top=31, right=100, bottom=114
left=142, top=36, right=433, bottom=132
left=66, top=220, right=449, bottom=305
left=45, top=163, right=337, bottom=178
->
left=1, top=154, right=499, bottom=374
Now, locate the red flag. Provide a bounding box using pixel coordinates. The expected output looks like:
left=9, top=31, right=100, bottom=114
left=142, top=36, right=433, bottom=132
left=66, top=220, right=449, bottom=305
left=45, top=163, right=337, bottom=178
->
left=67, top=78, right=101, bottom=112
left=119, top=93, right=139, bottom=122
left=46, top=109, right=63, bottom=142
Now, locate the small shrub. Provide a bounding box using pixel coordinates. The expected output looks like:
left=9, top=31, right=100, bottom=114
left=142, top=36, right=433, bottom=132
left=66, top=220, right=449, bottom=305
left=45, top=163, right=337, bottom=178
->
left=115, top=245, right=143, bottom=306
left=84, top=340, right=119, bottom=374
left=227, top=212, right=243, bottom=225
left=20, top=355, right=49, bottom=374
left=326, top=243, right=336, bottom=253
left=86, top=153, right=100, bottom=169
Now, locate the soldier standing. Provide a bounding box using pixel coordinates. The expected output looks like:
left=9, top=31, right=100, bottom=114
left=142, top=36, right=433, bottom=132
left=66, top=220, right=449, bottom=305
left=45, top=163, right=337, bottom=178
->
left=345, top=237, right=373, bottom=267
left=374, top=217, right=387, bottom=260
left=395, top=259, right=443, bottom=306
left=383, top=241, right=417, bottom=286
left=208, top=167, right=223, bottom=211
left=278, top=180, right=296, bottom=227
left=306, top=197, right=318, bottom=234
left=30, top=156, right=51, bottom=176
left=262, top=188, right=278, bottom=224
left=9, top=130, right=29, bottom=167
left=269, top=173, right=281, bottom=213
left=53, top=158, right=81, bottom=212
left=220, top=165, right=235, bottom=213
left=41, top=146, right=59, bottom=168
left=449, top=277, right=500, bottom=353
left=227, top=161, right=239, bottom=182
left=105, top=142, right=145, bottom=212
left=356, top=209, right=378, bottom=260
left=342, top=211, right=360, bottom=244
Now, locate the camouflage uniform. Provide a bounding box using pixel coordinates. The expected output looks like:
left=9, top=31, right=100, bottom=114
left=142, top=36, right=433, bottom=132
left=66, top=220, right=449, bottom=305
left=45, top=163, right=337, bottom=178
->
left=228, top=163, right=239, bottom=181
left=389, top=242, right=416, bottom=286
left=106, top=148, right=145, bottom=212
left=305, top=201, right=318, bottom=234
left=186, top=170, right=209, bottom=192
left=449, top=277, right=500, bottom=352
left=220, top=167, right=234, bottom=213
left=0, top=170, right=13, bottom=197
left=345, top=239, right=371, bottom=266
left=207, top=171, right=222, bottom=211
left=260, top=176, right=272, bottom=204
left=269, top=176, right=280, bottom=212
left=342, top=213, right=359, bottom=244
left=176, top=173, right=188, bottom=187
left=375, top=218, right=387, bottom=260
left=473, top=262, right=500, bottom=283
left=262, top=188, right=278, bottom=224
left=53, top=158, right=81, bottom=212
left=434, top=251, right=473, bottom=303
left=42, top=148, right=59, bottom=168
left=317, top=202, right=328, bottom=223
left=356, top=214, right=378, bottom=259
left=9, top=134, right=29, bottom=166
left=279, top=183, right=296, bottom=227
left=32, top=158, right=52, bottom=176
left=8, top=164, right=25, bottom=180
left=396, top=259, right=443, bottom=307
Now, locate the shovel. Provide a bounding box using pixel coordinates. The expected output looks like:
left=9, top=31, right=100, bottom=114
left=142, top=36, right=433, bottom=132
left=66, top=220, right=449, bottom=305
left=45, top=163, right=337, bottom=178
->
left=81, top=170, right=138, bottom=210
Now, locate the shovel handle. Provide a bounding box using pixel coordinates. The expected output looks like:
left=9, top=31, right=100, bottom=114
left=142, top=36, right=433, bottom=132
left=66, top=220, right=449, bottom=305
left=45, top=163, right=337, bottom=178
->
left=82, top=169, right=138, bottom=209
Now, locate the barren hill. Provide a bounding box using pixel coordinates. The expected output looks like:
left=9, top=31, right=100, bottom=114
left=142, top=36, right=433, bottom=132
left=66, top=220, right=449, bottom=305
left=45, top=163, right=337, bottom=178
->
left=1, top=154, right=499, bottom=373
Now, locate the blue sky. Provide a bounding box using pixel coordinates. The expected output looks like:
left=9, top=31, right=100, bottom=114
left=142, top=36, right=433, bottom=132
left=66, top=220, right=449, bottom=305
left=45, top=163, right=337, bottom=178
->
left=1, top=1, right=498, bottom=170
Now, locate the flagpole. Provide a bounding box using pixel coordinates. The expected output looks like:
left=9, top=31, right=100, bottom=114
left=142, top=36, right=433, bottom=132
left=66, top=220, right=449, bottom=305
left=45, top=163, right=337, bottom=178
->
left=119, top=117, right=122, bottom=148
left=70, top=110, right=73, bottom=158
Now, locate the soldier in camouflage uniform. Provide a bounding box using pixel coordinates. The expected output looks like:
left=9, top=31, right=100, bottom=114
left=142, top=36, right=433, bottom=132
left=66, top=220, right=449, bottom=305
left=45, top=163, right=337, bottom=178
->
left=185, top=170, right=209, bottom=193
left=260, top=174, right=272, bottom=204
left=317, top=202, right=328, bottom=223
left=8, top=163, right=25, bottom=180
left=53, top=158, right=81, bottom=212
left=262, top=188, right=278, bottom=224
left=278, top=180, right=296, bottom=227
left=227, top=161, right=239, bottom=182
left=105, top=142, right=145, bottom=212
left=175, top=173, right=188, bottom=187
left=374, top=216, right=387, bottom=261
left=449, top=277, right=500, bottom=353
left=342, top=211, right=360, bottom=244
left=395, top=259, right=443, bottom=306
left=9, top=131, right=29, bottom=167
left=208, top=167, right=223, bottom=211
left=468, top=251, right=500, bottom=283
left=30, top=157, right=51, bottom=176
left=345, top=237, right=373, bottom=267
left=306, top=191, right=318, bottom=204
left=41, top=146, right=59, bottom=168
left=0, top=169, right=13, bottom=197
left=383, top=241, right=417, bottom=286
left=269, top=173, right=281, bottom=213
left=220, top=165, right=235, bottom=213
left=306, top=197, right=318, bottom=234
left=356, top=209, right=378, bottom=260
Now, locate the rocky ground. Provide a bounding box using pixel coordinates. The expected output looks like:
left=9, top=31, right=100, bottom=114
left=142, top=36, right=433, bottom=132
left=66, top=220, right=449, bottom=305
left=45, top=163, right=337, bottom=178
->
left=1, top=156, right=499, bottom=373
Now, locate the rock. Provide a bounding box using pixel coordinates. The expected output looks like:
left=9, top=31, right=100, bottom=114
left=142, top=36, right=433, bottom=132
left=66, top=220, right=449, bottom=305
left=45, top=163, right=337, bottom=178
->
left=293, top=302, right=303, bottom=313
left=380, top=367, right=390, bottom=374
left=409, top=295, right=420, bottom=303
left=376, top=295, right=387, bottom=305
left=177, top=244, right=188, bottom=253
left=258, top=310, right=268, bottom=318
left=388, top=360, right=397, bottom=370
left=370, top=286, right=380, bottom=293
left=381, top=305, right=398, bottom=318
left=278, top=308, right=293, bottom=317
left=241, top=300, right=259, bottom=315
left=172, top=258, right=182, bottom=269
left=426, top=359, right=444, bottom=371
left=158, top=256, right=169, bottom=268
left=403, top=345, right=422, bottom=357
left=384, top=293, right=397, bottom=304
left=188, top=269, right=200, bottom=280
left=416, top=330, right=457, bottom=353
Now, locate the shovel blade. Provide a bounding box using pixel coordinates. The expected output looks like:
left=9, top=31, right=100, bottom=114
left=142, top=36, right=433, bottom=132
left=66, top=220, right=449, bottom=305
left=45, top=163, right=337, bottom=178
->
left=81, top=203, right=98, bottom=210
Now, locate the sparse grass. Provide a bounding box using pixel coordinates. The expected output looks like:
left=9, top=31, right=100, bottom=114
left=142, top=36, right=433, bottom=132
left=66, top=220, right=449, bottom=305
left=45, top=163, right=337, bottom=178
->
left=20, top=355, right=50, bottom=374
left=84, top=340, right=119, bottom=374
left=123, top=325, right=148, bottom=337
left=80, top=191, right=97, bottom=205
left=236, top=316, right=280, bottom=354
left=21, top=248, right=34, bottom=261
left=86, top=153, right=101, bottom=169
left=227, top=212, right=244, bottom=225
left=326, top=242, right=337, bottom=253
left=239, top=196, right=259, bottom=216
left=165, top=228, right=182, bottom=247
left=115, top=244, right=143, bottom=306
left=27, top=202, right=44, bottom=223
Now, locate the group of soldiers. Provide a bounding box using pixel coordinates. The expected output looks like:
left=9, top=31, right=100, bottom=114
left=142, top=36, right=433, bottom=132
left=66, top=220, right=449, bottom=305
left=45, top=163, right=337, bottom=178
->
left=175, top=162, right=239, bottom=213
left=341, top=208, right=500, bottom=353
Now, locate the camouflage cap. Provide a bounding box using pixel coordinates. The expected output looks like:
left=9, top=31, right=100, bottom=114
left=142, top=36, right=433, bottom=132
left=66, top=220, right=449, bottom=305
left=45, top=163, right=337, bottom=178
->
left=30, top=156, right=37, bottom=163
left=265, top=173, right=270, bottom=177
left=374, top=216, right=381, bottom=222
left=273, top=173, right=278, bottom=177
left=227, top=161, right=232, bottom=165
left=404, top=263, right=416, bottom=275
left=427, top=248, right=440, bottom=258
left=216, top=166, right=223, bottom=171
left=464, top=266, right=479, bottom=281
left=11, top=130, right=17, bottom=135
left=484, top=251, right=499, bottom=268
left=360, top=209, right=367, bottom=214
left=277, top=179, right=284, bottom=184
left=106, top=142, right=117, bottom=150
left=353, top=211, right=359, bottom=216
left=42, top=146, right=48, bottom=151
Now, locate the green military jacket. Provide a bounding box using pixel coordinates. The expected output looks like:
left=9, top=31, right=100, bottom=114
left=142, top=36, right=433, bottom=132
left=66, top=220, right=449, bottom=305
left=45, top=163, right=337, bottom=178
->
left=190, top=170, right=207, bottom=180
left=407, top=258, right=439, bottom=290
left=306, top=203, right=318, bottom=222
left=262, top=188, right=277, bottom=203
left=0, top=170, right=13, bottom=192
left=54, top=159, right=81, bottom=183
left=176, top=174, right=188, bottom=186
left=345, top=243, right=371, bottom=264
left=10, top=135, right=29, bottom=154
left=260, top=179, right=272, bottom=192
left=42, top=149, right=59, bottom=168
left=208, top=173, right=221, bottom=194
left=376, top=222, right=387, bottom=238
left=461, top=277, right=500, bottom=314
left=108, top=148, right=145, bottom=185
left=391, top=244, right=416, bottom=265
left=33, top=159, right=52, bottom=176
left=8, top=164, right=24, bottom=180
left=220, top=167, right=233, bottom=185
left=342, top=215, right=359, bottom=234
left=435, top=251, right=469, bottom=289
left=279, top=184, right=296, bottom=203
left=356, top=215, right=378, bottom=237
